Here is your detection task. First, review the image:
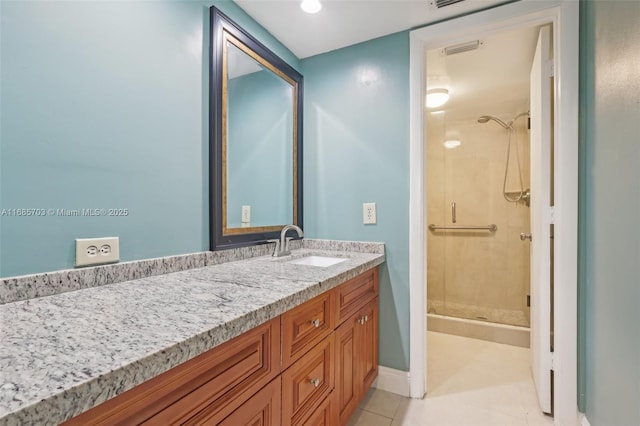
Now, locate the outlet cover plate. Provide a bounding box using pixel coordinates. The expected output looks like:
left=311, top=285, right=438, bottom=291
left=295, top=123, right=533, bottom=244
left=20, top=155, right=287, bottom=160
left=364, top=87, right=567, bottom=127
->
left=363, top=202, right=377, bottom=224
left=241, top=205, right=251, bottom=223
left=76, top=237, right=120, bottom=267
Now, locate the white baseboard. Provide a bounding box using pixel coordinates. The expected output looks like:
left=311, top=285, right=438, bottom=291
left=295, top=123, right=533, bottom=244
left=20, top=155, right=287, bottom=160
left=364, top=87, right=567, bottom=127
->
left=580, top=412, right=591, bottom=426
left=372, top=366, right=411, bottom=397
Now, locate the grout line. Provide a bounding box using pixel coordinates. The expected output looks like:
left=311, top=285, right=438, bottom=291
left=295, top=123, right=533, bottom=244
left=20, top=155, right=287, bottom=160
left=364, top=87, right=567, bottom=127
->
left=360, top=407, right=394, bottom=419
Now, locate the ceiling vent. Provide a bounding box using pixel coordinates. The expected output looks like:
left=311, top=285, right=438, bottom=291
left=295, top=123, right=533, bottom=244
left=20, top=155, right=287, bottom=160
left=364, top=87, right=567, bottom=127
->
left=428, top=0, right=467, bottom=10
left=441, top=40, right=483, bottom=56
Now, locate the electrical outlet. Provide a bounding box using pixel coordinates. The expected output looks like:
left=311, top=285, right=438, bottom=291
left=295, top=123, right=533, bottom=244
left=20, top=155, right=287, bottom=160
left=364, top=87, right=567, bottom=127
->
left=363, top=202, right=377, bottom=224
left=241, top=205, right=251, bottom=223
left=76, top=237, right=119, bottom=267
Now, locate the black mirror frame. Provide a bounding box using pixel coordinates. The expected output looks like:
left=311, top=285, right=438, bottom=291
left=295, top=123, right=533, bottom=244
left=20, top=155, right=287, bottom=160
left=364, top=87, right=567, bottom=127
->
left=209, top=7, right=303, bottom=251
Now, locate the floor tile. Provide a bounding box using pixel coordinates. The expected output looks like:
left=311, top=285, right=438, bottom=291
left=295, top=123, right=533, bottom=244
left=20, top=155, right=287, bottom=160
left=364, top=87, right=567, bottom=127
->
left=359, top=388, right=405, bottom=418
left=352, top=332, right=552, bottom=426
left=347, top=408, right=393, bottom=426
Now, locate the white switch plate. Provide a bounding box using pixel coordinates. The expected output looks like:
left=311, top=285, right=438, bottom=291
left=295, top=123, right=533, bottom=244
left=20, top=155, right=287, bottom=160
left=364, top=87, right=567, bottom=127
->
left=76, top=237, right=120, bottom=267
left=363, top=203, right=377, bottom=224
left=241, top=205, right=251, bottom=223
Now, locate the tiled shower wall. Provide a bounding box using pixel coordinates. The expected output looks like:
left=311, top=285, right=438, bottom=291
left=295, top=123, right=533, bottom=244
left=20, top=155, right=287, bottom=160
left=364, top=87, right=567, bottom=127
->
left=427, top=112, right=531, bottom=327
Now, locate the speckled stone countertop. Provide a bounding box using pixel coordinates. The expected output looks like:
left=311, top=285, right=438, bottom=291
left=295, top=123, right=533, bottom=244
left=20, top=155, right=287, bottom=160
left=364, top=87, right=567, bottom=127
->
left=0, top=243, right=384, bottom=425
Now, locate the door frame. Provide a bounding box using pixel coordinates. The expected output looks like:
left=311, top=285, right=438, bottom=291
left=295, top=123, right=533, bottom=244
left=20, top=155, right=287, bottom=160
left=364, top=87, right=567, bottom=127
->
left=408, top=1, right=579, bottom=425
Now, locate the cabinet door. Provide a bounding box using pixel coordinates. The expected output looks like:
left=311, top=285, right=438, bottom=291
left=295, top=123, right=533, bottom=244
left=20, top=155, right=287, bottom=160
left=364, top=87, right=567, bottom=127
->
left=335, top=316, right=359, bottom=425
left=335, top=297, right=379, bottom=426
left=216, top=377, right=281, bottom=426
left=358, top=298, right=378, bottom=392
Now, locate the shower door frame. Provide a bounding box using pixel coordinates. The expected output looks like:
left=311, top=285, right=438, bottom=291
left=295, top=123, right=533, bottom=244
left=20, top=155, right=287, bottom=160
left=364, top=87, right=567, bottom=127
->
left=408, top=1, right=579, bottom=425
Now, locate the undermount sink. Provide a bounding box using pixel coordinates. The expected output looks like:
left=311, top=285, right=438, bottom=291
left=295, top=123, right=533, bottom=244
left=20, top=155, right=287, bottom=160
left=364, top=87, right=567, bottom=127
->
left=288, top=256, right=347, bottom=267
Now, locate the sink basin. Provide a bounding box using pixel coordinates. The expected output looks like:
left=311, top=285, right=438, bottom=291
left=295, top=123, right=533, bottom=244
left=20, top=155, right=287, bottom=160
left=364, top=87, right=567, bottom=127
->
left=288, top=256, right=347, bottom=267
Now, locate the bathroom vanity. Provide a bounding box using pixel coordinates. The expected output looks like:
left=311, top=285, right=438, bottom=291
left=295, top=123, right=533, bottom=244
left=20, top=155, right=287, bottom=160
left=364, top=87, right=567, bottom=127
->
left=0, top=240, right=384, bottom=425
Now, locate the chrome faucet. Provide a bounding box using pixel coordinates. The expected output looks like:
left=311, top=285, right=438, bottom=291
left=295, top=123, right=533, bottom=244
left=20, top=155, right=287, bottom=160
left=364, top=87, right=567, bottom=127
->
left=270, top=224, right=303, bottom=257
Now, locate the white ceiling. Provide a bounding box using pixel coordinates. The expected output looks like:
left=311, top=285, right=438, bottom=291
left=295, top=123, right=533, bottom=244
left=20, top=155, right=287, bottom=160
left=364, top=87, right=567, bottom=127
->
left=234, top=0, right=509, bottom=59
left=233, top=0, right=542, bottom=121
left=427, top=24, right=541, bottom=120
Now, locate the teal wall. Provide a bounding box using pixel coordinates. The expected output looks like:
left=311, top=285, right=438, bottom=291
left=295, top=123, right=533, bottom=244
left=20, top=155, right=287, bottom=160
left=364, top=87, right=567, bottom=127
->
left=227, top=70, right=293, bottom=227
left=0, top=0, right=299, bottom=277
left=301, top=33, right=410, bottom=371
left=580, top=0, right=640, bottom=424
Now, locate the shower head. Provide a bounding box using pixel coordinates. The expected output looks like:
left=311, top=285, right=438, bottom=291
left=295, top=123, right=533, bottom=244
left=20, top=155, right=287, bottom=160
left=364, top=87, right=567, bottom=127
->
left=477, top=115, right=512, bottom=130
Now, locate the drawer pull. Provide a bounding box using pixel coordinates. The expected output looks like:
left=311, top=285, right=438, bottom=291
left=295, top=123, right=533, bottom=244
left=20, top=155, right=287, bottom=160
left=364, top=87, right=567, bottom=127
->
left=310, top=319, right=321, bottom=328
left=357, top=315, right=369, bottom=325
left=309, top=378, right=321, bottom=387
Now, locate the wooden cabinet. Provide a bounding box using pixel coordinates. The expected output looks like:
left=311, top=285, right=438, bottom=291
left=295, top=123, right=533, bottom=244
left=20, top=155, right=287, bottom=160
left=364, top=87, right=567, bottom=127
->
left=64, top=317, right=281, bottom=426
left=282, top=291, right=334, bottom=369
left=217, top=377, right=281, bottom=426
left=358, top=298, right=379, bottom=393
left=333, top=268, right=379, bottom=425
left=335, top=315, right=359, bottom=425
left=282, top=333, right=335, bottom=425
left=335, top=298, right=379, bottom=425
left=301, top=392, right=336, bottom=426
left=335, top=268, right=378, bottom=325
left=64, top=267, right=379, bottom=426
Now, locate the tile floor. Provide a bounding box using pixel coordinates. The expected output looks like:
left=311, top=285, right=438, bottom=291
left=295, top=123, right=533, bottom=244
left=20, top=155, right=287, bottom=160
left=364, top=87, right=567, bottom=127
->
left=348, top=332, right=554, bottom=426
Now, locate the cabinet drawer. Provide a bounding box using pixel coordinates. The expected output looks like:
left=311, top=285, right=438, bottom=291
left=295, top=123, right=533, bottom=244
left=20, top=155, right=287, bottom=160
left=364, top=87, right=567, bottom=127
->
left=335, top=268, right=378, bottom=325
left=65, top=318, right=280, bottom=426
left=298, top=392, right=336, bottom=426
left=282, top=291, right=335, bottom=368
left=206, top=377, right=281, bottom=426
left=282, top=333, right=335, bottom=426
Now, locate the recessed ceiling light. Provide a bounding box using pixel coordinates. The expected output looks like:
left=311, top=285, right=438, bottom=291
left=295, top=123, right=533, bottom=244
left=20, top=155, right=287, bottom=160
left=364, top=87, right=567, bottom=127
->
left=443, top=140, right=461, bottom=149
left=426, top=88, right=449, bottom=108
left=301, top=0, right=322, bottom=14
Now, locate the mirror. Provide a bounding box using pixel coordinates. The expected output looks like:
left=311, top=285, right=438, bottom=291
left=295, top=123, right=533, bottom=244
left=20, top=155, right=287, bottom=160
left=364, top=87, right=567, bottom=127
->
left=210, top=8, right=303, bottom=250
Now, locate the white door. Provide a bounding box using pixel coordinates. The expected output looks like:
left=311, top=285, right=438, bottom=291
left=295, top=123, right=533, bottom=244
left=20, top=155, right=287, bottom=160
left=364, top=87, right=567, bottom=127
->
left=529, top=25, right=553, bottom=414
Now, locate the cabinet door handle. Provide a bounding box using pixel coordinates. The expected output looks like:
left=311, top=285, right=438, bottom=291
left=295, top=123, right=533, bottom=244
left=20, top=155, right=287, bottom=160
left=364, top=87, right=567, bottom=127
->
left=310, top=319, right=321, bottom=328
left=358, top=316, right=366, bottom=325
left=364, top=315, right=369, bottom=323
left=309, top=378, right=321, bottom=387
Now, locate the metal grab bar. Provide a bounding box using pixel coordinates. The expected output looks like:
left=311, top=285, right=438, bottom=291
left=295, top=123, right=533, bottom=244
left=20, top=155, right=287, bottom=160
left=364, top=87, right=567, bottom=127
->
left=429, top=224, right=498, bottom=232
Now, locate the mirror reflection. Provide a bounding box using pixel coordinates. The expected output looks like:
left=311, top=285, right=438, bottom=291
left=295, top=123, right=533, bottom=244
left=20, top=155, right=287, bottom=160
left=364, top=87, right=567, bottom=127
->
left=224, top=40, right=294, bottom=230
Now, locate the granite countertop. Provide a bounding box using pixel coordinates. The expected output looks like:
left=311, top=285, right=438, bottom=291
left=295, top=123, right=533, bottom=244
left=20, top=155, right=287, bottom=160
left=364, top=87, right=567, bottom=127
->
left=0, top=244, right=384, bottom=425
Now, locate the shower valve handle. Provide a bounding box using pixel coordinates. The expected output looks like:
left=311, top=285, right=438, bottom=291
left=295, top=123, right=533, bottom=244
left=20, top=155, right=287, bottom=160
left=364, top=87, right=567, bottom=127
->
left=520, top=233, right=532, bottom=241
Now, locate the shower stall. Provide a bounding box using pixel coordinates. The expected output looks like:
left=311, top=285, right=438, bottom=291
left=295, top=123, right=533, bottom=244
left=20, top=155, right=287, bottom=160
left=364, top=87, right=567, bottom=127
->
left=426, top=108, right=532, bottom=343
left=424, top=26, right=544, bottom=345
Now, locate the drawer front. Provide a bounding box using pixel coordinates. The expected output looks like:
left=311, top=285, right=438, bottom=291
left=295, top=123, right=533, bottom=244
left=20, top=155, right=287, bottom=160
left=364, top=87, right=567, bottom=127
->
left=335, top=268, right=378, bottom=325
left=65, top=318, right=280, bottom=426
left=298, top=392, right=337, bottom=426
left=209, top=377, right=281, bottom=426
left=282, top=333, right=335, bottom=426
left=282, top=291, right=335, bottom=368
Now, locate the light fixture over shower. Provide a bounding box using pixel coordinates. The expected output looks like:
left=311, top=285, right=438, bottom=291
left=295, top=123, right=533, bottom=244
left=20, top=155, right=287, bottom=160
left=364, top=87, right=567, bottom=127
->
left=426, top=88, right=449, bottom=108
left=301, top=0, right=322, bottom=14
